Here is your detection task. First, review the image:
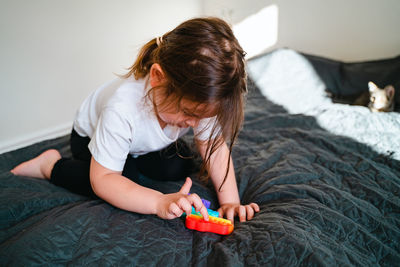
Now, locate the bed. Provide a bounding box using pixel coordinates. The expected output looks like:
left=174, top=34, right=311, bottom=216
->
left=1, top=48, right=399, bottom=266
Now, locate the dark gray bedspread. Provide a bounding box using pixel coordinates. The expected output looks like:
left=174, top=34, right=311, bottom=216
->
left=1, top=50, right=399, bottom=266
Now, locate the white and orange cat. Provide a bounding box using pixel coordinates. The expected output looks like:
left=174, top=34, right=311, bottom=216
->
left=355, top=81, right=395, bottom=112
left=332, top=81, right=396, bottom=112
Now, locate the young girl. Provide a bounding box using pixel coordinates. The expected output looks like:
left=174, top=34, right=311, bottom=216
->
left=11, top=17, right=259, bottom=223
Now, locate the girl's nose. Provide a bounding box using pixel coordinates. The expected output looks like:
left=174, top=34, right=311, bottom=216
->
left=186, top=118, right=199, bottom=128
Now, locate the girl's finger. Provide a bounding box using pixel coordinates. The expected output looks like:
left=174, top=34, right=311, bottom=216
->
left=198, top=205, right=209, bottom=221
left=238, top=205, right=246, bottom=222
left=225, top=208, right=235, bottom=224
left=169, top=203, right=182, bottom=218
left=250, top=203, right=260, bottom=212
left=246, top=205, right=255, bottom=220
left=178, top=177, right=192, bottom=194
left=177, top=197, right=192, bottom=216
left=217, top=207, right=224, bottom=218
left=187, top=193, right=208, bottom=221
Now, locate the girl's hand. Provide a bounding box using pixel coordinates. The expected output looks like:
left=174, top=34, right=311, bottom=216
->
left=156, top=177, right=209, bottom=220
left=218, top=203, right=260, bottom=223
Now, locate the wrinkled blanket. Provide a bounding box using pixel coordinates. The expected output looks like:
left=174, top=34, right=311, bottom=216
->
left=1, top=49, right=399, bottom=266
left=247, top=49, right=400, bottom=160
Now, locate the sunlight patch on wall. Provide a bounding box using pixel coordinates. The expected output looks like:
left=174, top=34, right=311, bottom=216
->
left=233, top=4, right=279, bottom=59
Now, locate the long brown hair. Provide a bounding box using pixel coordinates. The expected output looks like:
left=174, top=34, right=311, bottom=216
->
left=123, top=17, right=247, bottom=191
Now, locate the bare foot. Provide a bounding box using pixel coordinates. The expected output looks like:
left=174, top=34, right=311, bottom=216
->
left=10, top=149, right=62, bottom=179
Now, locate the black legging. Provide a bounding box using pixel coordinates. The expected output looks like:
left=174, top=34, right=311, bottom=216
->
left=50, top=129, right=195, bottom=198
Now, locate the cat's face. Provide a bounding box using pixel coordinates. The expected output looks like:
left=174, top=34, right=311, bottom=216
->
left=368, top=81, right=395, bottom=112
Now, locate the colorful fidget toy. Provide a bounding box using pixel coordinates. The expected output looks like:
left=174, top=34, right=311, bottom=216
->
left=185, top=214, right=234, bottom=235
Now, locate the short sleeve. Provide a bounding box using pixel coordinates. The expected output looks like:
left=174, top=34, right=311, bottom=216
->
left=88, top=107, right=133, bottom=171
left=193, top=116, right=221, bottom=141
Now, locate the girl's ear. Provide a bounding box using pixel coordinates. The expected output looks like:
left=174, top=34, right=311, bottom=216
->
left=150, top=63, right=166, bottom=87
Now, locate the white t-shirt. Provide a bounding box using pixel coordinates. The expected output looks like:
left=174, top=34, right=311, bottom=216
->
left=73, top=77, right=218, bottom=171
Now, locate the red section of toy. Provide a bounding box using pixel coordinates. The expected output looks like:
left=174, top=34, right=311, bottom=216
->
left=185, top=214, right=234, bottom=235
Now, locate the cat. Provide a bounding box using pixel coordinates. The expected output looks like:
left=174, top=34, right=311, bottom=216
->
left=355, top=82, right=395, bottom=112
left=329, top=81, right=396, bottom=112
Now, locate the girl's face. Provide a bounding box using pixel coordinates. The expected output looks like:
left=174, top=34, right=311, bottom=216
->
left=150, top=63, right=217, bottom=128
left=155, top=97, right=216, bottom=129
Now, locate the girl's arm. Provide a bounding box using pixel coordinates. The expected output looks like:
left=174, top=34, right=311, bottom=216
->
left=89, top=157, right=209, bottom=220
left=195, top=139, right=259, bottom=223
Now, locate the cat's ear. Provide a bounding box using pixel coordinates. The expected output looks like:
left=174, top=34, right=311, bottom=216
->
left=368, top=81, right=379, bottom=93
left=385, top=85, right=395, bottom=99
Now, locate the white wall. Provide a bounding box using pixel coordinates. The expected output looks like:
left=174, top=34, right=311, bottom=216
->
left=2, top=0, right=400, bottom=154
left=202, top=0, right=400, bottom=61
left=0, top=0, right=201, bottom=153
